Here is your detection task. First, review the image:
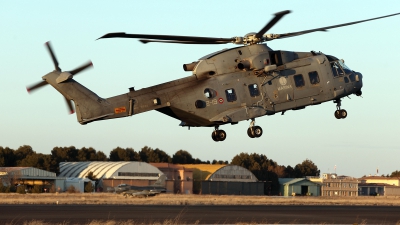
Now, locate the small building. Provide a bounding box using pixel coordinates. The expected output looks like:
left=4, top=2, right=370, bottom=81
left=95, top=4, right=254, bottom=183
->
left=150, top=163, right=193, bottom=194
left=59, top=162, right=164, bottom=191
left=359, top=176, right=400, bottom=186
left=65, top=177, right=95, bottom=193
left=320, top=173, right=358, bottom=196
left=0, top=167, right=63, bottom=192
left=358, top=183, right=400, bottom=196
left=279, top=178, right=321, bottom=196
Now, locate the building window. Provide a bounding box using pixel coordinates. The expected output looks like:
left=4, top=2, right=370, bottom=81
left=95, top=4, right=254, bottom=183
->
left=294, top=74, right=305, bottom=88
left=248, top=84, right=260, bottom=97
left=118, top=172, right=159, bottom=177
left=225, top=88, right=237, bottom=102
left=308, top=71, right=320, bottom=85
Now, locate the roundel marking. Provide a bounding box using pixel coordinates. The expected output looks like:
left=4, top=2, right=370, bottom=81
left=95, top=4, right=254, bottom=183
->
left=279, top=77, right=287, bottom=86
left=218, top=98, right=224, bottom=104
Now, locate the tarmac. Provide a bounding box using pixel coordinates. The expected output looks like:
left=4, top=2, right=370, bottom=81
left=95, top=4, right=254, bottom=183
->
left=1, top=204, right=400, bottom=224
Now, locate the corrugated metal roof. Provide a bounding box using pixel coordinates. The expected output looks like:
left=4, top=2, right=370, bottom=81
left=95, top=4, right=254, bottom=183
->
left=59, top=162, right=163, bottom=180
left=279, top=178, right=305, bottom=185
left=208, top=165, right=258, bottom=182
left=0, top=167, right=56, bottom=177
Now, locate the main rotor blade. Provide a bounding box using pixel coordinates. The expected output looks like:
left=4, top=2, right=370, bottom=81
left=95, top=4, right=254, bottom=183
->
left=45, top=42, right=61, bottom=72
left=69, top=61, right=93, bottom=75
left=272, top=12, right=400, bottom=40
left=139, top=39, right=232, bottom=44
left=255, top=10, right=291, bottom=38
left=98, top=32, right=235, bottom=43
left=26, top=80, right=48, bottom=93
left=65, top=97, right=75, bottom=114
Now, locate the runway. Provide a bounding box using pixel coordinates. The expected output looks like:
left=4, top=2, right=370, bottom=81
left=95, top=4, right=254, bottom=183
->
left=1, top=205, right=400, bottom=224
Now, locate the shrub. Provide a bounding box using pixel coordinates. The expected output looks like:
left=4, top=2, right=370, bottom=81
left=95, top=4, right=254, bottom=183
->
left=84, top=182, right=94, bottom=193
left=67, top=185, right=79, bottom=193
left=16, top=185, right=26, bottom=194
left=0, top=183, right=10, bottom=193
left=32, top=185, right=42, bottom=193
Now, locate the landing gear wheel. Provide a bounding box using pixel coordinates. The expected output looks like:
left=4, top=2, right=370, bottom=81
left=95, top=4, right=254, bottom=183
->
left=247, top=128, right=255, bottom=138
left=216, top=130, right=226, bottom=141
left=334, top=110, right=341, bottom=119
left=339, top=109, right=347, bottom=119
left=253, top=126, right=263, bottom=138
left=211, top=131, right=218, bottom=142
left=334, top=109, right=347, bottom=119
left=211, top=130, right=227, bottom=142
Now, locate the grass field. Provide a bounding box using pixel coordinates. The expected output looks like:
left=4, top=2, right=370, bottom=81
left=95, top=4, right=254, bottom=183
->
left=1, top=193, right=400, bottom=206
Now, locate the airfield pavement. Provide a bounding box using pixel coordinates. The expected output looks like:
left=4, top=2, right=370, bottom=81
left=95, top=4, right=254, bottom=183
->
left=1, top=194, right=400, bottom=224
left=1, top=193, right=400, bottom=205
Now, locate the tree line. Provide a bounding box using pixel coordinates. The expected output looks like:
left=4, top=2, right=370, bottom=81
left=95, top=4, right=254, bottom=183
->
left=0, top=145, right=320, bottom=178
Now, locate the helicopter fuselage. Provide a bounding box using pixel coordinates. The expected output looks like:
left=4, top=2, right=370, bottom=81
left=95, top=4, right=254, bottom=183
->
left=109, top=44, right=362, bottom=129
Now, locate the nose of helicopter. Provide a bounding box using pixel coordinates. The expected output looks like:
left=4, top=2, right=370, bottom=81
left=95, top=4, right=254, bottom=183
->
left=354, top=72, right=363, bottom=96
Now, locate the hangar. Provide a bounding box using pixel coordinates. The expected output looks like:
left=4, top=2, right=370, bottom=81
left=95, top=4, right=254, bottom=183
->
left=0, top=167, right=63, bottom=192
left=181, top=164, right=264, bottom=195
left=59, top=162, right=163, bottom=191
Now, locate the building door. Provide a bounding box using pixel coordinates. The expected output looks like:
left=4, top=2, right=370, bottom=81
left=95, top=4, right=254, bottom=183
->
left=301, top=185, right=308, bottom=195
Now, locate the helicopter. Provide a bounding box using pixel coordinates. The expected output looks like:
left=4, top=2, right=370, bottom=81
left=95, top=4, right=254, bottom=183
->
left=27, top=10, right=400, bottom=142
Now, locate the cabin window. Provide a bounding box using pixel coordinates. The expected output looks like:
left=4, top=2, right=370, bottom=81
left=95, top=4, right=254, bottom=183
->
left=308, top=71, right=320, bottom=85
left=204, top=88, right=216, bottom=99
left=344, top=77, right=349, bottom=83
left=294, top=74, right=305, bottom=88
left=248, top=84, right=260, bottom=97
left=225, top=88, right=237, bottom=102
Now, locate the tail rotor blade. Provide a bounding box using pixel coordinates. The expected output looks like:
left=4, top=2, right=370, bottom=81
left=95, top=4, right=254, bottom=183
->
left=45, top=42, right=61, bottom=72
left=65, top=97, right=75, bottom=114
left=26, top=80, right=48, bottom=93
left=69, top=61, right=93, bottom=75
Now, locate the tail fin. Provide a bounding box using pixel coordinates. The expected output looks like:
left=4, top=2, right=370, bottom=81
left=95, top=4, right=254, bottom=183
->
left=151, top=174, right=166, bottom=187
left=27, top=42, right=132, bottom=124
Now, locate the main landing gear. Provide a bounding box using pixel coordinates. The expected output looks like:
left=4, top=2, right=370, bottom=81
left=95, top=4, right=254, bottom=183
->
left=334, top=99, right=347, bottom=119
left=211, top=126, right=226, bottom=142
left=247, top=119, right=263, bottom=138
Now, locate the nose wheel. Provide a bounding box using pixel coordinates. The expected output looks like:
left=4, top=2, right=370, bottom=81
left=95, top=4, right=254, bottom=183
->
left=247, top=119, right=263, bottom=138
left=211, top=127, right=226, bottom=142
left=334, top=99, right=347, bottom=119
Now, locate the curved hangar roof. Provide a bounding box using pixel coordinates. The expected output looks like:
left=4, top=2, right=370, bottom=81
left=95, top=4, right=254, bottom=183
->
left=59, top=162, right=163, bottom=180
left=207, top=165, right=258, bottom=182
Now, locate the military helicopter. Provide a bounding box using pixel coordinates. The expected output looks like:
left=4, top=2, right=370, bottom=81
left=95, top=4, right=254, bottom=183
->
left=27, top=11, right=400, bottom=142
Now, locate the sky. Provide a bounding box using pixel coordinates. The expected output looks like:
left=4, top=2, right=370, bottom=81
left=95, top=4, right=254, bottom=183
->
left=1, top=1, right=400, bottom=178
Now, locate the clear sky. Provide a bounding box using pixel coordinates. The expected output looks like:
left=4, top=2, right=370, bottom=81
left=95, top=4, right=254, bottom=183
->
left=1, top=1, right=399, bottom=178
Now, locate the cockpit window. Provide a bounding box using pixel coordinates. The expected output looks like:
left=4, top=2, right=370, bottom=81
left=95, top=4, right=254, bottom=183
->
left=331, top=62, right=344, bottom=77
left=248, top=84, right=260, bottom=97
left=338, top=60, right=352, bottom=75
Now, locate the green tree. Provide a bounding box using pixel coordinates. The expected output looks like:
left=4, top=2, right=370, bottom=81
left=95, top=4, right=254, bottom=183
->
left=390, top=170, right=400, bottom=177
left=172, top=150, right=195, bottom=164
left=50, top=146, right=79, bottom=174
left=77, top=147, right=98, bottom=161
left=14, top=145, right=34, bottom=165
left=0, top=147, right=16, bottom=167
left=96, top=151, right=108, bottom=161
left=139, top=146, right=172, bottom=163
left=109, top=147, right=140, bottom=161
left=231, top=152, right=279, bottom=195
left=293, top=159, right=320, bottom=178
